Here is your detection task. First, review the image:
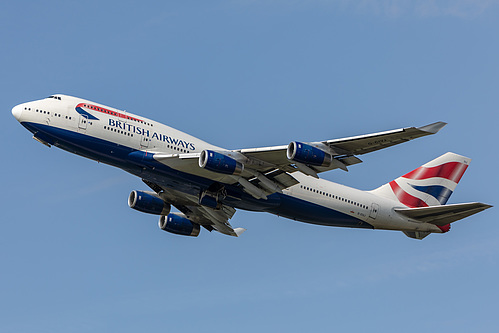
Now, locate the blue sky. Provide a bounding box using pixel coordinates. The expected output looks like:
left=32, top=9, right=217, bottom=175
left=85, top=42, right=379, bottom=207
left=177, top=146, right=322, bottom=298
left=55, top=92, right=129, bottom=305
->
left=2, top=1, right=499, bottom=332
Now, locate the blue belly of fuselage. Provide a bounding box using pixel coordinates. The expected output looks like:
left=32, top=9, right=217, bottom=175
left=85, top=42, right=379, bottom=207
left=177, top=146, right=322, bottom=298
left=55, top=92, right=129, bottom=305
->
left=22, top=122, right=373, bottom=229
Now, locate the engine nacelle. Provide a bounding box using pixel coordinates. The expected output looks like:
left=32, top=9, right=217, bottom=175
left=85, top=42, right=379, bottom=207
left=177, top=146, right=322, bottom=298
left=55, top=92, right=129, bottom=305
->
left=287, top=141, right=332, bottom=167
left=159, top=213, right=200, bottom=237
left=128, top=190, right=171, bottom=215
left=199, top=150, right=244, bottom=175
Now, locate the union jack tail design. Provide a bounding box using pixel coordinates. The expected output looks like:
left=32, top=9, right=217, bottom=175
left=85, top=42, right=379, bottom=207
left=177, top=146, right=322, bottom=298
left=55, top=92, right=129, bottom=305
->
left=371, top=152, right=471, bottom=208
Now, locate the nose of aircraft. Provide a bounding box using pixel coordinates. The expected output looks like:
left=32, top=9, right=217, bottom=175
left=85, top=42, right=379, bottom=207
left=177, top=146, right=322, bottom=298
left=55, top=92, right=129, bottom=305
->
left=12, top=104, right=23, bottom=121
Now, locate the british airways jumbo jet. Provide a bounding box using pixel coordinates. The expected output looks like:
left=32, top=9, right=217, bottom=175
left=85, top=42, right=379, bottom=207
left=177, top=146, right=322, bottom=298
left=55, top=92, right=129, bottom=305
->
left=12, top=94, right=492, bottom=239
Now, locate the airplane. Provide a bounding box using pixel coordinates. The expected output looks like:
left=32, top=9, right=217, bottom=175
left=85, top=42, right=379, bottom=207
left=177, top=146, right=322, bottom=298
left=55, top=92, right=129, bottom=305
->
left=11, top=94, right=492, bottom=240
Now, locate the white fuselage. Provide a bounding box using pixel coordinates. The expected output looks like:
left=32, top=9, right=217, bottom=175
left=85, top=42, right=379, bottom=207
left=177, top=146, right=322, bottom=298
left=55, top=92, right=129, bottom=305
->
left=12, top=94, right=443, bottom=235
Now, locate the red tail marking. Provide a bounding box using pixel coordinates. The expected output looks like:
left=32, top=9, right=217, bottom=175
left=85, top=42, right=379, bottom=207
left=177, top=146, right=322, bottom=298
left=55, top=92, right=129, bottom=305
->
left=389, top=181, right=429, bottom=208
left=402, top=162, right=468, bottom=183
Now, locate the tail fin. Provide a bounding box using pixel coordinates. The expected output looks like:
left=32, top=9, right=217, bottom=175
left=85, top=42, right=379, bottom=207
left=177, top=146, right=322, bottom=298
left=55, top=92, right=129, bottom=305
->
left=371, top=152, right=471, bottom=208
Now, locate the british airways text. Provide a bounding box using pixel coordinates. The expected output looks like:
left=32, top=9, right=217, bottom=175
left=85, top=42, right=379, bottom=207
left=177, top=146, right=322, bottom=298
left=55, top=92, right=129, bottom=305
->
left=108, top=119, right=196, bottom=150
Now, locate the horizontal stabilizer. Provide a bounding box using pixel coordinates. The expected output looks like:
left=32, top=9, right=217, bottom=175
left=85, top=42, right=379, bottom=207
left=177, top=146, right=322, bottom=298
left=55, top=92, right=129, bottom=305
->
left=395, top=202, right=492, bottom=226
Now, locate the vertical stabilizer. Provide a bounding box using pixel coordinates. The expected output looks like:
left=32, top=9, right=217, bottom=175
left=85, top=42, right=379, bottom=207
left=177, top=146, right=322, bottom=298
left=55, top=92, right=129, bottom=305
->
left=371, top=152, right=471, bottom=208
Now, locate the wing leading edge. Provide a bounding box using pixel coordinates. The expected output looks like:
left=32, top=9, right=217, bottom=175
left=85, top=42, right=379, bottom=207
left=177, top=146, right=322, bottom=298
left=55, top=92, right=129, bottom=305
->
left=238, top=121, right=447, bottom=176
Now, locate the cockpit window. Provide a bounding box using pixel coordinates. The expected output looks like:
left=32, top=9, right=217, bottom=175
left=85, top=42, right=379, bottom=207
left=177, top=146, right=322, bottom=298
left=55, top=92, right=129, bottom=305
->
left=48, top=95, right=62, bottom=100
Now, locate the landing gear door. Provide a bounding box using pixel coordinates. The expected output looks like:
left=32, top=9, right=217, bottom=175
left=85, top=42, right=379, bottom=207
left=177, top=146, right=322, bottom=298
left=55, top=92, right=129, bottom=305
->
left=369, top=203, right=379, bottom=219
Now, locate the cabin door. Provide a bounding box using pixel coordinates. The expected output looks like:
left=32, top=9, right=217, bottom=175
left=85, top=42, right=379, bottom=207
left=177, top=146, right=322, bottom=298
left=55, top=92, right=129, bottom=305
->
left=78, top=114, right=88, bottom=131
left=369, top=203, right=379, bottom=219
left=140, top=133, right=149, bottom=148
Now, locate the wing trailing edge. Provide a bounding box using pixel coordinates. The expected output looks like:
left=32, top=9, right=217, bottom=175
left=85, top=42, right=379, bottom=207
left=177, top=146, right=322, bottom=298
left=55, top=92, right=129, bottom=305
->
left=238, top=121, right=446, bottom=177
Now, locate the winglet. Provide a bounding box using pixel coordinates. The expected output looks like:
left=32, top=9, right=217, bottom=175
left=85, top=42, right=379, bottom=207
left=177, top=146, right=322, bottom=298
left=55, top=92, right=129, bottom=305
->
left=417, top=121, right=447, bottom=134
left=234, top=228, right=246, bottom=237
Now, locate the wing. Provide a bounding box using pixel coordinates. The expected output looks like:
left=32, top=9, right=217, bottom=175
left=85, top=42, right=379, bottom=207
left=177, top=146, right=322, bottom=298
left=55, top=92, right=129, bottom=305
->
left=143, top=179, right=245, bottom=237
left=149, top=122, right=445, bottom=201
left=239, top=122, right=447, bottom=177
left=152, top=152, right=300, bottom=200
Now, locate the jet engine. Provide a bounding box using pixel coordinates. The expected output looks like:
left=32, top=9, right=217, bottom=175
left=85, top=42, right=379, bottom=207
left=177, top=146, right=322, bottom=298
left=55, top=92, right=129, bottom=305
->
left=199, top=150, right=244, bottom=175
left=287, top=141, right=332, bottom=167
left=128, top=190, right=171, bottom=215
left=159, top=213, right=200, bottom=237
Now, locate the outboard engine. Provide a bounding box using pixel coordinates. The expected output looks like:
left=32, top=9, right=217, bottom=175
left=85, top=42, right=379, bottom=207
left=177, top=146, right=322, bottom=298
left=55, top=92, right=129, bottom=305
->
left=128, top=190, right=171, bottom=215
left=159, top=213, right=200, bottom=237
left=287, top=142, right=332, bottom=167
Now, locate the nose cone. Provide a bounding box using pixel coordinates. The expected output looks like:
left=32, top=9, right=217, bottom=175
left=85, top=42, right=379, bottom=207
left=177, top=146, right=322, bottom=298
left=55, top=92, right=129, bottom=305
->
left=12, top=104, right=23, bottom=121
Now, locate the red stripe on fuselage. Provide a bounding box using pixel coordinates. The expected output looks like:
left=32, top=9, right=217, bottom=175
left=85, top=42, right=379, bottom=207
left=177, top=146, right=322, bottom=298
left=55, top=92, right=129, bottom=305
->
left=389, top=181, right=428, bottom=208
left=402, top=162, right=468, bottom=183
left=76, top=103, right=144, bottom=123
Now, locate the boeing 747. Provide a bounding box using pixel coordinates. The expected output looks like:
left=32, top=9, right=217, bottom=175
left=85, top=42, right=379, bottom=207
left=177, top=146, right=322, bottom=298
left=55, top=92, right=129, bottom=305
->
left=12, top=95, right=492, bottom=239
